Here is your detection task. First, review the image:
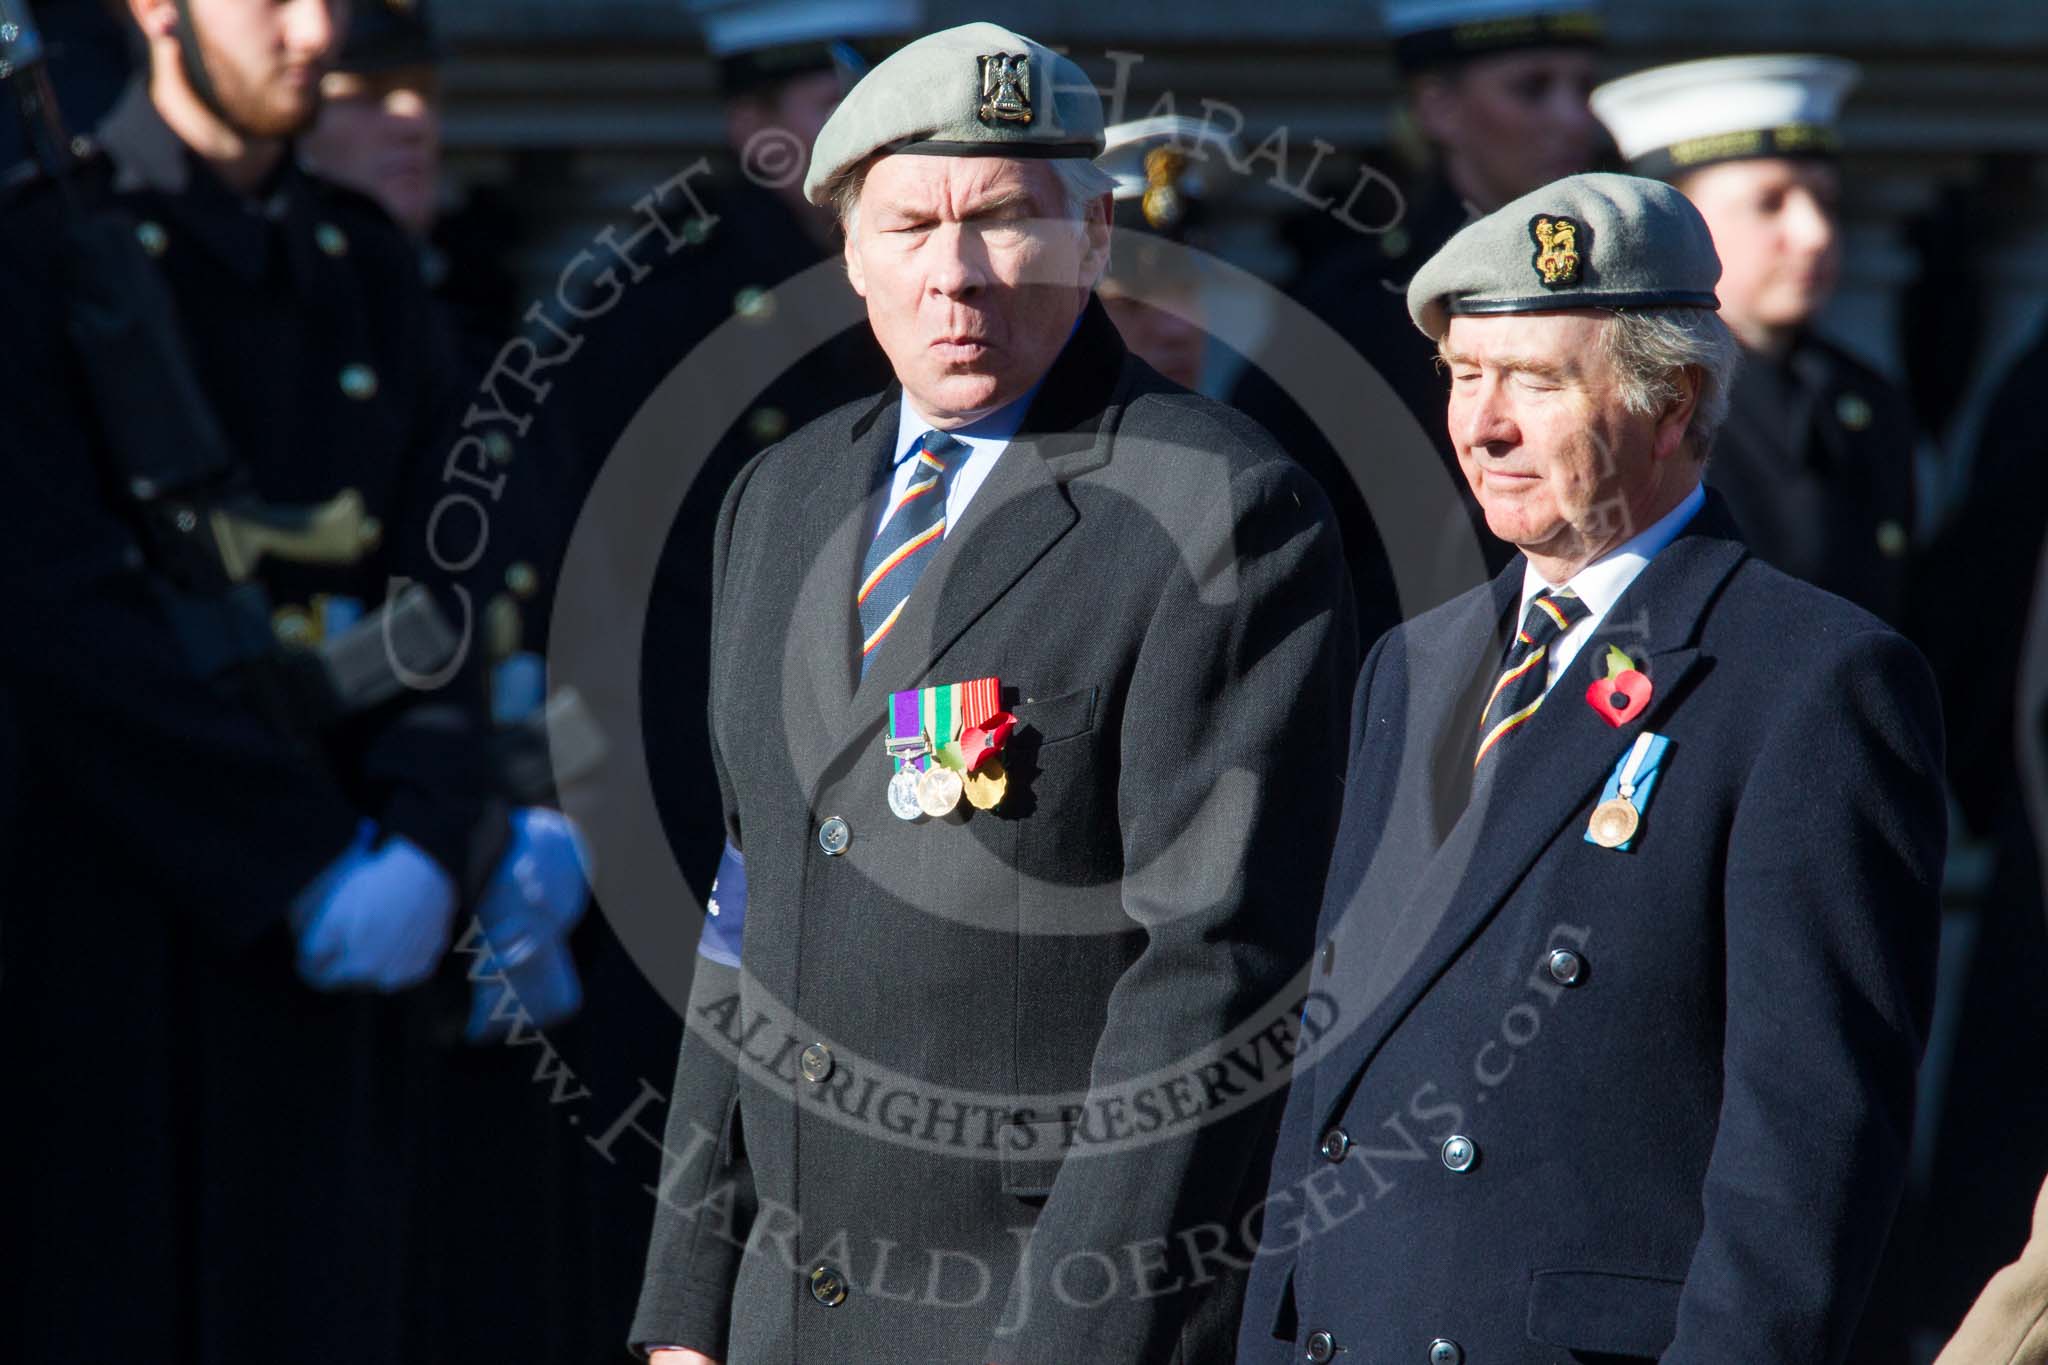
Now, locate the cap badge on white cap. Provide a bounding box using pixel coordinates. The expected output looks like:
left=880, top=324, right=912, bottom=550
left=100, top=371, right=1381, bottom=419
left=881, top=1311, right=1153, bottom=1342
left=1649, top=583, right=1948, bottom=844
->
left=1531, top=215, right=1583, bottom=288
left=978, top=54, right=1033, bottom=126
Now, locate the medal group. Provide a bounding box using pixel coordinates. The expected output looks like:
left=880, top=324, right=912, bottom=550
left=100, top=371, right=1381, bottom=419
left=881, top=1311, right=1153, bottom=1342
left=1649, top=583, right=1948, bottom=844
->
left=884, top=676, right=1018, bottom=820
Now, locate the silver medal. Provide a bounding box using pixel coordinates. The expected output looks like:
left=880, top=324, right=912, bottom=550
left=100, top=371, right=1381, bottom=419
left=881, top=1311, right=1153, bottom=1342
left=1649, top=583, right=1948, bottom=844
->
left=888, top=769, right=925, bottom=821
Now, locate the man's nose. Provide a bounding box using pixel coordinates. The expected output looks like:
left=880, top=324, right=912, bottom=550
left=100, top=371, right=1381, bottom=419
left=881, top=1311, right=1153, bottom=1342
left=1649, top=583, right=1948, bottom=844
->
left=1458, top=377, right=1518, bottom=453
left=927, top=223, right=989, bottom=299
left=1783, top=188, right=1837, bottom=258
left=290, top=0, right=341, bottom=62
left=383, top=88, right=437, bottom=130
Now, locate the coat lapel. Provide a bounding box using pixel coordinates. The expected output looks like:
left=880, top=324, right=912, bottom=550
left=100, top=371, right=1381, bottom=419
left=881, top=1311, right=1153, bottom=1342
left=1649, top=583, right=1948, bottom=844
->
left=790, top=391, right=898, bottom=721
left=836, top=300, right=1127, bottom=743
left=1318, top=497, right=1749, bottom=1125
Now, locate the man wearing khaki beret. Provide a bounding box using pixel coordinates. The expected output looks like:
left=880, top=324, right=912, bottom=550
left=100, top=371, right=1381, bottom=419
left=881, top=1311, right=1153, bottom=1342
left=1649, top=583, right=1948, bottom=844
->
left=1241, top=172, right=1946, bottom=1363
left=630, top=20, right=1355, bottom=1365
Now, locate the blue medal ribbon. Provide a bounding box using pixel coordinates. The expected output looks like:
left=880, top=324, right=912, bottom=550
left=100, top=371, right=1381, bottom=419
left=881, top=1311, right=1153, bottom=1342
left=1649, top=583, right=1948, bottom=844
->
left=1583, top=731, right=1672, bottom=852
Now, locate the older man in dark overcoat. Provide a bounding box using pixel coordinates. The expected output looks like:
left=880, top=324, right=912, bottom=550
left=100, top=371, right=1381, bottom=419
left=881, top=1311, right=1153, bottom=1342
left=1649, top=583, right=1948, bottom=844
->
left=1241, top=173, right=1946, bottom=1365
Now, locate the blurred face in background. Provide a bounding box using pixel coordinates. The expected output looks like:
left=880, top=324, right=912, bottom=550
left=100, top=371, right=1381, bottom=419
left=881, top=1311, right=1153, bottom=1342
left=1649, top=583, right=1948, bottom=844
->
left=844, top=155, right=1109, bottom=424
left=727, top=69, right=846, bottom=225
left=139, top=0, right=344, bottom=139
left=1414, top=48, right=1601, bottom=211
left=1100, top=248, right=1207, bottom=391
left=303, top=65, right=443, bottom=237
left=1679, top=158, right=1842, bottom=354
left=1101, top=286, right=1206, bottom=391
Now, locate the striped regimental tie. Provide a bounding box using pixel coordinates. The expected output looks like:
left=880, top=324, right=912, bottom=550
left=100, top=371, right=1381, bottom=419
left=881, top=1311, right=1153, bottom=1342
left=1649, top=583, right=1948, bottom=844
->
left=1474, top=588, right=1592, bottom=769
left=857, top=429, right=964, bottom=676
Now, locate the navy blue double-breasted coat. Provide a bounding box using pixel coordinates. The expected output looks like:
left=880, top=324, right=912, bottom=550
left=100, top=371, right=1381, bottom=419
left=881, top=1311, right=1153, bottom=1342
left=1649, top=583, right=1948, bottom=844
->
left=1242, top=494, right=1946, bottom=1364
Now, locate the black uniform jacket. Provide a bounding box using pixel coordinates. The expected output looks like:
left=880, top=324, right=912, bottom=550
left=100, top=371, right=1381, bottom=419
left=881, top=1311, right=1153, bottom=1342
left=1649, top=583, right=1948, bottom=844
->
left=0, top=83, right=486, bottom=1361
left=630, top=299, right=1358, bottom=1364
left=1708, top=329, right=1919, bottom=627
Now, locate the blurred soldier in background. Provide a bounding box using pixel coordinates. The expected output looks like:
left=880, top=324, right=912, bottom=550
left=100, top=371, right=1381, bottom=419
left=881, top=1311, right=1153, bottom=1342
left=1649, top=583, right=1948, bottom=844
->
left=1898, top=324, right=2048, bottom=1352
left=1231, top=0, right=1606, bottom=631
left=0, top=0, right=506, bottom=1357
left=298, top=6, right=610, bottom=1358
left=517, top=0, right=911, bottom=1347
left=298, top=0, right=533, bottom=350
left=542, top=0, right=904, bottom=903
left=1594, top=55, right=1920, bottom=627
left=1095, top=114, right=1239, bottom=394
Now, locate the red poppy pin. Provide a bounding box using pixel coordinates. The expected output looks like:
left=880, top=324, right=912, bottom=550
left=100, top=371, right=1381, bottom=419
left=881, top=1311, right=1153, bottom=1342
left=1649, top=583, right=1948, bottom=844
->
left=957, top=712, right=1018, bottom=773
left=1586, top=645, right=1652, bottom=727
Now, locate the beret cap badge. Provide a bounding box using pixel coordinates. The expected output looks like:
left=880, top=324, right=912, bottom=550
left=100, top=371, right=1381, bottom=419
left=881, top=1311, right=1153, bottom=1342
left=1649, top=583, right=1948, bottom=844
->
left=978, top=53, right=1033, bottom=126
left=1530, top=214, right=1583, bottom=288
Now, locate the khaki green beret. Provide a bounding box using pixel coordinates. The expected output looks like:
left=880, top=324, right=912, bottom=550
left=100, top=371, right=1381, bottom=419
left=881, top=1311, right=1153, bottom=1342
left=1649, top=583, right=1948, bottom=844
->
left=1406, top=171, right=1722, bottom=340
left=803, top=21, right=1107, bottom=207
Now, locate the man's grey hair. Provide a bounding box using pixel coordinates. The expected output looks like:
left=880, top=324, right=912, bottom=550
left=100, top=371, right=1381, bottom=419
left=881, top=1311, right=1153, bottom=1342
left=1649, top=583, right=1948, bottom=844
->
left=832, top=156, right=1115, bottom=288
left=1601, top=307, right=1742, bottom=460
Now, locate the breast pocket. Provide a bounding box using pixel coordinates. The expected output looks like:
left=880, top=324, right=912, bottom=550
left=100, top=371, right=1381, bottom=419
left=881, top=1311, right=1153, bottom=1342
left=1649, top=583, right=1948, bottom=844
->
left=1012, top=685, right=1098, bottom=748
left=1525, top=1268, right=1685, bottom=1359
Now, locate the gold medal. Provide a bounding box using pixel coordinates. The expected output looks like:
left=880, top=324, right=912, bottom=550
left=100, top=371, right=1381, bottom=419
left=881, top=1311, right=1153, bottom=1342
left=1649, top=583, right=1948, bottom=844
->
left=916, top=765, right=964, bottom=818
left=1588, top=797, right=1640, bottom=849
left=962, top=757, right=1008, bottom=811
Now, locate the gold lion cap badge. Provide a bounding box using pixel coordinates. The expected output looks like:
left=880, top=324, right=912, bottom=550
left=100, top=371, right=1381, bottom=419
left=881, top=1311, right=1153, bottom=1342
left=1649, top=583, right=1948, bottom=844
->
left=1530, top=213, right=1583, bottom=288
left=978, top=53, right=1033, bottom=125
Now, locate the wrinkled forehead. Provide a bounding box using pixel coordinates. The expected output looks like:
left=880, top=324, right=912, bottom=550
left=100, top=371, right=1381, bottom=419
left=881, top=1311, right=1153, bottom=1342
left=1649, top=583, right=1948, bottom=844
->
left=1443, top=308, right=1611, bottom=360
left=858, top=153, right=1064, bottom=214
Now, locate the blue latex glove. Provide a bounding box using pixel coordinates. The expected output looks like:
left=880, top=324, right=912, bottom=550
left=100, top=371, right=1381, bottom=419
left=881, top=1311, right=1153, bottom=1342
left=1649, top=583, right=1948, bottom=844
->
left=492, top=651, right=548, bottom=726
left=466, top=807, right=591, bottom=1041
left=292, top=822, right=458, bottom=991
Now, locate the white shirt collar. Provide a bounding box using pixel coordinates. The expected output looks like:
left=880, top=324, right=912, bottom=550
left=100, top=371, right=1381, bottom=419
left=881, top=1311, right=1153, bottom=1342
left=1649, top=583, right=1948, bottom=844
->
left=892, top=380, right=1042, bottom=467
left=1519, top=482, right=1706, bottom=621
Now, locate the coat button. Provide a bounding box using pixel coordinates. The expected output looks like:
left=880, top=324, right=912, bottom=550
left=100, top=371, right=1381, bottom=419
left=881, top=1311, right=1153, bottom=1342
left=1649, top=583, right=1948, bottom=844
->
left=1836, top=392, right=1874, bottom=431
left=817, top=816, right=851, bottom=856
left=1547, top=947, right=1585, bottom=986
left=746, top=406, right=788, bottom=444
left=315, top=222, right=349, bottom=257
left=1875, top=519, right=1909, bottom=559
left=135, top=220, right=169, bottom=257
left=1440, top=1135, right=1477, bottom=1173
left=339, top=363, right=379, bottom=401
left=808, top=1263, right=848, bottom=1306
left=1304, top=1329, right=1338, bottom=1363
left=1318, top=1128, right=1350, bottom=1163
left=800, top=1043, right=834, bottom=1084
left=1428, top=1339, right=1463, bottom=1365
left=272, top=605, right=314, bottom=646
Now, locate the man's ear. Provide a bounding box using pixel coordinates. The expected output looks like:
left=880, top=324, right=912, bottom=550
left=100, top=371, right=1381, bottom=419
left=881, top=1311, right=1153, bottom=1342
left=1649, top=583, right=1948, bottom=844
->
left=127, top=0, right=178, bottom=40
left=1653, top=365, right=1704, bottom=462
left=842, top=219, right=866, bottom=298
left=1081, top=192, right=1112, bottom=286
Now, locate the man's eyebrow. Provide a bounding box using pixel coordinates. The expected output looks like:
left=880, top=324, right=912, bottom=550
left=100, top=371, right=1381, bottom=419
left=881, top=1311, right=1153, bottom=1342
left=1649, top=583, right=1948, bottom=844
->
left=1437, top=347, right=1570, bottom=379
left=874, top=189, right=1035, bottom=224
left=956, top=189, right=1035, bottom=219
